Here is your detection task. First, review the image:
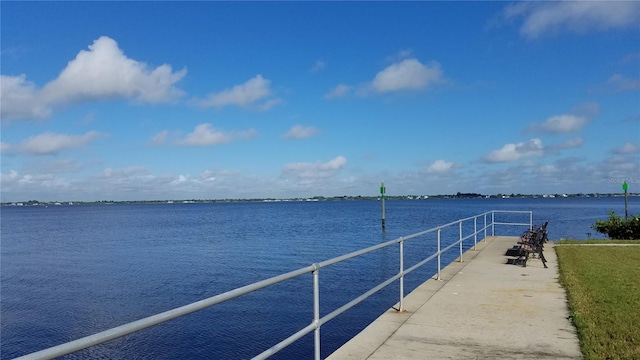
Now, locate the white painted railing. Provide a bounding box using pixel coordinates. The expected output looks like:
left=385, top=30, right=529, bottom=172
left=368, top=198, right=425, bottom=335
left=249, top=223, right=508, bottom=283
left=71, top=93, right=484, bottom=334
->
left=14, top=210, right=532, bottom=360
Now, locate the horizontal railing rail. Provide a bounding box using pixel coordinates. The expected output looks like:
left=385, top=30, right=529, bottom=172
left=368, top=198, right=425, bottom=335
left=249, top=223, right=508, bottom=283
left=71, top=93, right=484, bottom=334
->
left=14, top=210, right=532, bottom=360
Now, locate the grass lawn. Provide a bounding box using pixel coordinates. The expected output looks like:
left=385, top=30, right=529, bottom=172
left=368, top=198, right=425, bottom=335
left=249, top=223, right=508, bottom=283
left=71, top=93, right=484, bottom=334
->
left=557, top=239, right=640, bottom=245
left=556, top=244, right=640, bottom=360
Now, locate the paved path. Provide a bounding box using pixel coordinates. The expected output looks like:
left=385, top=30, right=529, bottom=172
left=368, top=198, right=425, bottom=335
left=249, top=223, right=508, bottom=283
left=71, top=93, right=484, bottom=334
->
left=327, top=236, right=581, bottom=360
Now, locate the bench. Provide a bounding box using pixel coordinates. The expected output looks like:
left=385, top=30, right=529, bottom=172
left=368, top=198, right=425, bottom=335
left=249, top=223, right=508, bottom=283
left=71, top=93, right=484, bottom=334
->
left=506, top=221, right=548, bottom=268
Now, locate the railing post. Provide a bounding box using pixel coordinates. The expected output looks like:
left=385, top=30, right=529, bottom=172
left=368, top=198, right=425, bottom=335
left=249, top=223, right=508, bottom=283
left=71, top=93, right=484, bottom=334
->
left=399, top=238, right=404, bottom=312
left=483, top=213, right=487, bottom=242
left=491, top=211, right=495, bottom=236
left=437, top=228, right=441, bottom=280
left=473, top=216, right=477, bottom=250
left=313, top=266, right=320, bottom=360
left=458, top=221, right=463, bottom=262
left=529, top=211, right=533, bottom=230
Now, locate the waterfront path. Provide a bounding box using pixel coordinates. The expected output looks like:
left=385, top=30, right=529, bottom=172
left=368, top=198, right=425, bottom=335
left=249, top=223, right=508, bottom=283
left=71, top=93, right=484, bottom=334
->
left=326, top=236, right=581, bottom=360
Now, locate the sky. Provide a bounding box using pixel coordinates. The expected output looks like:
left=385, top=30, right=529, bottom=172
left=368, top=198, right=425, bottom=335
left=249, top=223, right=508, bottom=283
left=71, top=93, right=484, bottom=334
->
left=1, top=1, right=639, bottom=202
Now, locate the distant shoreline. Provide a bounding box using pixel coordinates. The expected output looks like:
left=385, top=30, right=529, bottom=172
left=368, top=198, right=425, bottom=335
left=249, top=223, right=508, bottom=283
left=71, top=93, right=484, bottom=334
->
left=2, top=193, right=637, bottom=207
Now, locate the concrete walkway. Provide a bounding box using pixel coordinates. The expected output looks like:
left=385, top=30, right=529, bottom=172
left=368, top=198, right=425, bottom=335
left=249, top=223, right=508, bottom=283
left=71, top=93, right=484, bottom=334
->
left=327, top=236, right=581, bottom=360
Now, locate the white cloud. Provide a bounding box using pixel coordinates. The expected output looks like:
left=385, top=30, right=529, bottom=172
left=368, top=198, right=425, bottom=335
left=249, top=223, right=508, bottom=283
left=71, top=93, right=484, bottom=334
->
left=283, top=125, right=319, bottom=139
left=385, top=49, right=414, bottom=63
left=180, top=124, right=230, bottom=146
left=324, top=84, right=352, bottom=99
left=25, top=159, right=84, bottom=174
left=199, top=169, right=217, bottom=182
left=0, top=164, right=328, bottom=202
left=504, top=1, right=640, bottom=39
left=150, top=130, right=169, bottom=146
left=311, top=60, right=326, bottom=73
left=177, top=123, right=257, bottom=147
left=483, top=138, right=544, bottom=163
left=614, top=142, right=640, bottom=155
left=607, top=74, right=640, bottom=92
left=101, top=166, right=148, bottom=179
left=89, top=167, right=175, bottom=198
left=194, top=75, right=280, bottom=110
left=2, top=150, right=638, bottom=202
left=17, top=131, right=99, bottom=155
left=556, top=137, right=584, bottom=149
left=426, top=160, right=456, bottom=174
left=283, top=156, right=347, bottom=179
left=326, top=58, right=445, bottom=99
left=528, top=114, right=587, bottom=134
left=537, top=163, right=559, bottom=175
left=545, top=137, right=584, bottom=155
left=371, top=58, right=444, bottom=93
left=320, top=156, right=347, bottom=170
left=0, top=170, right=19, bottom=183
left=171, top=175, right=189, bottom=185
left=1, top=36, right=186, bottom=121
left=571, top=102, right=600, bottom=118
left=1, top=75, right=51, bottom=119
left=602, top=155, right=640, bottom=180
left=43, top=36, right=186, bottom=104
left=1, top=170, right=67, bottom=192
left=0, top=141, right=11, bottom=153
left=473, top=153, right=640, bottom=195
left=256, top=98, right=282, bottom=111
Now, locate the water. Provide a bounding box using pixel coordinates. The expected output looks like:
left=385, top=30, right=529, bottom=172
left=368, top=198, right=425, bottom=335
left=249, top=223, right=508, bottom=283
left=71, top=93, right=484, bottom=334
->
left=2, top=197, right=638, bottom=359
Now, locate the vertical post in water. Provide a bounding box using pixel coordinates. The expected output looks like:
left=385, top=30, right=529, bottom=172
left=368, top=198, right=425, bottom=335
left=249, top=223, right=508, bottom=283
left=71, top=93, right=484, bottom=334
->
left=623, top=181, right=629, bottom=220
left=380, top=181, right=386, bottom=230
left=436, top=228, right=441, bottom=280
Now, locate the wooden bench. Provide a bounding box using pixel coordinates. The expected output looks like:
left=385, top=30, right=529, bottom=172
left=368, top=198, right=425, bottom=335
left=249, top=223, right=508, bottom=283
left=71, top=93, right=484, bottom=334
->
left=506, top=221, right=548, bottom=268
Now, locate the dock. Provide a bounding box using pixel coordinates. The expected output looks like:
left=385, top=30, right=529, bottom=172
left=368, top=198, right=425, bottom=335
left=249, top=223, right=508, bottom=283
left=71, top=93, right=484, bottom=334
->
left=326, top=236, right=582, bottom=359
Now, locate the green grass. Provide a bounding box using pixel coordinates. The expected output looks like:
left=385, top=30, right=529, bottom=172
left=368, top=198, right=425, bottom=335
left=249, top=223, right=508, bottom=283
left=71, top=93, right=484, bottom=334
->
left=556, top=245, right=640, bottom=360
left=556, top=239, right=640, bottom=245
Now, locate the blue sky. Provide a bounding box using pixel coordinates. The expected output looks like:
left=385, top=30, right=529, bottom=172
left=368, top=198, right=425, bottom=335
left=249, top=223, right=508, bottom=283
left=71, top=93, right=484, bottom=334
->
left=1, top=1, right=639, bottom=201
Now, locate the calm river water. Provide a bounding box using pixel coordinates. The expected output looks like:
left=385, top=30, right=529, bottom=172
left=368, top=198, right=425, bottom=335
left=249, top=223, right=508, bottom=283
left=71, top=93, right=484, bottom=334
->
left=2, top=197, right=637, bottom=359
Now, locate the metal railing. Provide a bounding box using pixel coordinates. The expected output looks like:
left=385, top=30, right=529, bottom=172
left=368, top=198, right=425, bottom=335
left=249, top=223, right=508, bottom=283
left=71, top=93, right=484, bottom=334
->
left=14, top=210, right=532, bottom=360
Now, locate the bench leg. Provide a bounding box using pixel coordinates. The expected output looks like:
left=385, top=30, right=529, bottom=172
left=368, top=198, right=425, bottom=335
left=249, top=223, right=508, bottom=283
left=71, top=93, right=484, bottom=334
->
left=538, top=248, right=548, bottom=268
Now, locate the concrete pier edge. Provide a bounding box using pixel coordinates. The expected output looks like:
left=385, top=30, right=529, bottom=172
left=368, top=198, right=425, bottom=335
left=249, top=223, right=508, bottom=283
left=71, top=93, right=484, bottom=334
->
left=326, top=236, right=581, bottom=360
